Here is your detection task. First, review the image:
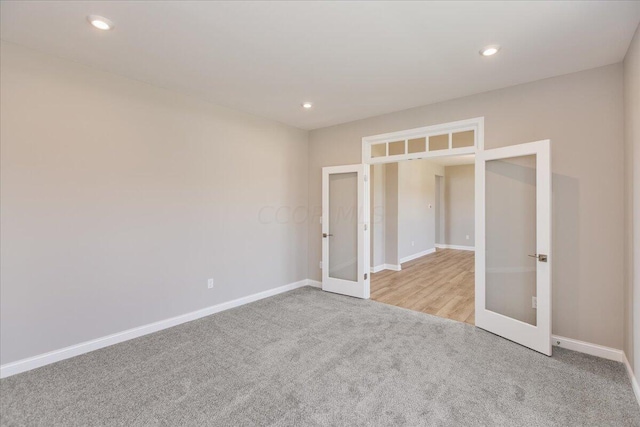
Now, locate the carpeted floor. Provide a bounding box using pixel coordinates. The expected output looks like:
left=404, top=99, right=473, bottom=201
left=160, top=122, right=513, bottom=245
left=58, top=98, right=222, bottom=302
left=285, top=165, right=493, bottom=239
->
left=1, top=287, right=638, bottom=426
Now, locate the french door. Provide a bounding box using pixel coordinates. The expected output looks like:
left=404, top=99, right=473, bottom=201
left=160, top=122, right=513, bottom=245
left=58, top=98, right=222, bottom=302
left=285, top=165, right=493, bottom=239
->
left=475, top=140, right=552, bottom=355
left=321, top=164, right=370, bottom=298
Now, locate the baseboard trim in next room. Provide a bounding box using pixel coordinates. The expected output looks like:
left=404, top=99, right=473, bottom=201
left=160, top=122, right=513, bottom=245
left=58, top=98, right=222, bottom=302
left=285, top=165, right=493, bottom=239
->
left=399, top=248, right=436, bottom=264
left=370, top=264, right=401, bottom=273
left=435, top=244, right=475, bottom=251
left=0, top=279, right=315, bottom=379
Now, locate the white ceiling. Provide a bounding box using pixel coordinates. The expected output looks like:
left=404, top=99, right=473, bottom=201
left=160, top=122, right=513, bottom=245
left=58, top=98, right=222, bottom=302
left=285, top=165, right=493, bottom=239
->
left=2, top=1, right=639, bottom=130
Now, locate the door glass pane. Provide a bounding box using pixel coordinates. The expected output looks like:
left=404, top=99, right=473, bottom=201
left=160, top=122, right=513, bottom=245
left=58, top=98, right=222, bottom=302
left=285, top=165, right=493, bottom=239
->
left=429, top=134, right=449, bottom=151
left=388, top=140, right=405, bottom=155
left=408, top=137, right=426, bottom=153
left=452, top=130, right=475, bottom=148
left=485, top=154, right=537, bottom=326
left=371, top=143, right=387, bottom=158
left=329, top=172, right=358, bottom=281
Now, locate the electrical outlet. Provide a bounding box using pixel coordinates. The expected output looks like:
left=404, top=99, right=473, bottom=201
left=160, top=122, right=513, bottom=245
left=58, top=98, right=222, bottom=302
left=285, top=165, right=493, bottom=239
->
left=208, top=278, right=214, bottom=289
left=466, top=235, right=470, bottom=240
left=411, top=241, right=415, bottom=247
left=319, top=261, right=323, bottom=269
left=532, top=296, right=537, bottom=309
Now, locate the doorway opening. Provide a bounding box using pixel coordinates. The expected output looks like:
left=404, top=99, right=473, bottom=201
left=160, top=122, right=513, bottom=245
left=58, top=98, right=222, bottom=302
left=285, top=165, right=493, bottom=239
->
left=322, top=117, right=551, bottom=354
left=369, top=155, right=476, bottom=324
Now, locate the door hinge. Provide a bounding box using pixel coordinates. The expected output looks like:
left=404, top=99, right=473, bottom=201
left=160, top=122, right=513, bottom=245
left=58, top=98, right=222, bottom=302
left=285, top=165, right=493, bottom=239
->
left=364, top=273, right=368, bottom=280
left=364, top=174, right=368, bottom=182
left=364, top=224, right=368, bottom=231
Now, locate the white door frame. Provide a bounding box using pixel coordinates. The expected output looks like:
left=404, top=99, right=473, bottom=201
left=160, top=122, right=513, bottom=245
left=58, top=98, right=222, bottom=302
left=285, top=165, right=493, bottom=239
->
left=360, top=118, right=552, bottom=355
left=322, top=164, right=370, bottom=298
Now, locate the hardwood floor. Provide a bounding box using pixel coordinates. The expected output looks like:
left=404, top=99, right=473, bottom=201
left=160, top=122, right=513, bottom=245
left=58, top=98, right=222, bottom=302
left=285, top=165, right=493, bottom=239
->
left=371, top=249, right=475, bottom=325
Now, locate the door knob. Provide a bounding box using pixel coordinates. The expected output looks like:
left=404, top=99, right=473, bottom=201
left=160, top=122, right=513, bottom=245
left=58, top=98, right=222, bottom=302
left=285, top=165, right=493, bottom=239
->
left=323, top=233, right=334, bottom=238
left=528, top=254, right=548, bottom=262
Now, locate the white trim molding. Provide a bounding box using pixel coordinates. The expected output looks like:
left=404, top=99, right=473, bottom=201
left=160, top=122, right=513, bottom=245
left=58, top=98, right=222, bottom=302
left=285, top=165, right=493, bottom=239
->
left=551, top=335, right=623, bottom=362
left=400, top=248, right=436, bottom=264
left=370, top=265, right=386, bottom=273
left=551, top=336, right=639, bottom=407
left=361, top=117, right=484, bottom=165
left=0, top=279, right=315, bottom=379
left=369, top=264, right=401, bottom=272
left=435, top=244, right=475, bottom=251
left=306, top=279, right=322, bottom=288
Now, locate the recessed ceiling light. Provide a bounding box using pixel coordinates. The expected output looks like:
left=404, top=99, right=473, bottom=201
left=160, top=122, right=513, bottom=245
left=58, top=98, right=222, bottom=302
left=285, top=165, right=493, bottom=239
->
left=480, top=45, right=500, bottom=57
left=302, top=102, right=313, bottom=109
left=87, top=15, right=114, bottom=31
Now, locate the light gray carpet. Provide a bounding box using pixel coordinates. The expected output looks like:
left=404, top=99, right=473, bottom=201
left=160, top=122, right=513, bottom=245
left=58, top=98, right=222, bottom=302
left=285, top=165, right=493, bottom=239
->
left=1, top=287, right=638, bottom=426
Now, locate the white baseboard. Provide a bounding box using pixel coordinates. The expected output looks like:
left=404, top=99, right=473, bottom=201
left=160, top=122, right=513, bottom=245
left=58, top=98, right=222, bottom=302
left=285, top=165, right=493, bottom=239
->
left=0, top=279, right=313, bottom=379
left=435, top=244, right=475, bottom=251
left=623, top=352, right=640, bottom=407
left=371, top=265, right=386, bottom=273
left=306, top=279, right=322, bottom=288
left=552, top=335, right=640, bottom=407
left=551, top=335, right=623, bottom=362
left=400, top=248, right=436, bottom=264
left=370, top=264, right=401, bottom=272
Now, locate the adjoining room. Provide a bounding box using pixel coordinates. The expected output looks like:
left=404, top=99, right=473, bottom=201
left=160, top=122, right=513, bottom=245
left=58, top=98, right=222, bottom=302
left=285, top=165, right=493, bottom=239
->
left=369, top=156, right=477, bottom=324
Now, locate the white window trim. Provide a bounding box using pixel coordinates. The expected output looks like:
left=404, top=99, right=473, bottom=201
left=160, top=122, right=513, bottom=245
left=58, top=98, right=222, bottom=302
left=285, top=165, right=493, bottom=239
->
left=361, top=117, right=484, bottom=164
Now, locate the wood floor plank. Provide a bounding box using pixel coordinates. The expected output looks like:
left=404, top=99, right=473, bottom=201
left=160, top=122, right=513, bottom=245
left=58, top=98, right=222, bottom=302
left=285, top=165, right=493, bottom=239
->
left=370, top=249, right=475, bottom=325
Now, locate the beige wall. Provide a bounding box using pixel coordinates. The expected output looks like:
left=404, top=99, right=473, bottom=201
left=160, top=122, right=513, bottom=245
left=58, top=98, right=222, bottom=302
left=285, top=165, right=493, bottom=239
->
left=384, top=163, right=399, bottom=266
left=0, top=42, right=309, bottom=365
left=371, top=159, right=443, bottom=267
left=435, top=175, right=445, bottom=245
left=398, top=160, right=444, bottom=261
left=624, top=24, right=640, bottom=372
left=444, top=165, right=475, bottom=247
left=370, top=164, right=386, bottom=268
left=309, top=63, right=625, bottom=349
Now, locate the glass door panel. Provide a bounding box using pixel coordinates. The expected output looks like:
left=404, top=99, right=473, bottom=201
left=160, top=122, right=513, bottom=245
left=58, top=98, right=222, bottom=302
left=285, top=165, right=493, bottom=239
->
left=328, top=172, right=358, bottom=281
left=485, top=155, right=537, bottom=326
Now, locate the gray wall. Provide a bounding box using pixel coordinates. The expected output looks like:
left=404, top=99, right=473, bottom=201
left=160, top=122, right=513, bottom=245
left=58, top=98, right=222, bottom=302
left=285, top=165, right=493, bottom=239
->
left=384, top=163, right=399, bottom=266
left=370, top=164, right=386, bottom=268
left=624, top=24, right=640, bottom=372
left=435, top=175, right=445, bottom=245
left=398, top=160, right=444, bottom=261
left=371, top=160, right=443, bottom=267
left=444, top=165, right=475, bottom=247
left=309, top=64, right=625, bottom=349
left=0, top=42, right=309, bottom=365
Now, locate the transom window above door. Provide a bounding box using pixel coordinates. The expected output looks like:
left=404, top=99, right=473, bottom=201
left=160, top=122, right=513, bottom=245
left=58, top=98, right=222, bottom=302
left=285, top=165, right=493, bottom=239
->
left=362, top=117, right=483, bottom=164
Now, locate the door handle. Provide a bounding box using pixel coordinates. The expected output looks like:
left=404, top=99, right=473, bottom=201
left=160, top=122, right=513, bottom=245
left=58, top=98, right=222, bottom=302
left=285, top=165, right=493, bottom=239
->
left=323, top=233, right=334, bottom=238
left=528, top=254, right=548, bottom=262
